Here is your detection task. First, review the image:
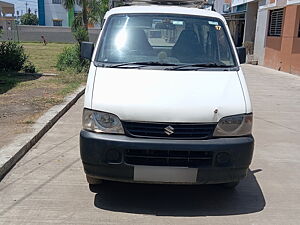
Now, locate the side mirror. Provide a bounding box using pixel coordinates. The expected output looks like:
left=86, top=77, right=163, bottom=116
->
left=80, top=42, right=94, bottom=60
left=236, top=47, right=246, bottom=64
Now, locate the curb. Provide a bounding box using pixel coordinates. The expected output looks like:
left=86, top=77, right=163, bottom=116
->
left=0, top=86, right=85, bottom=181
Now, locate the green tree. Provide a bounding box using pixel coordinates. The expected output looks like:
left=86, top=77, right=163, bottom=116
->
left=63, top=0, right=109, bottom=41
left=64, top=0, right=89, bottom=31
left=88, top=0, right=109, bottom=26
left=20, top=13, right=38, bottom=25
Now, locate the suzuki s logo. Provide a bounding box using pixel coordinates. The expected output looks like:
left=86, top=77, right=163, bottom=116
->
left=164, top=126, right=175, bottom=136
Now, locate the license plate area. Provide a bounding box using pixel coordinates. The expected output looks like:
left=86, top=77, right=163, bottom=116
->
left=134, top=166, right=197, bottom=183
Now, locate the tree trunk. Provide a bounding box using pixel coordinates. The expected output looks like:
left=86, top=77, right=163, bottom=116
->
left=82, top=0, right=89, bottom=40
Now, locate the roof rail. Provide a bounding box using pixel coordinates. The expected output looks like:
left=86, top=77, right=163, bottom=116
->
left=110, top=0, right=211, bottom=9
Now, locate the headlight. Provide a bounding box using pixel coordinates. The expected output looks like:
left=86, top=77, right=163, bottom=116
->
left=213, top=114, right=253, bottom=137
left=82, top=109, right=124, bottom=134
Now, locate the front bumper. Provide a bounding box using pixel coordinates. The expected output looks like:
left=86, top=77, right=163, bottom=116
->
left=80, top=130, right=254, bottom=184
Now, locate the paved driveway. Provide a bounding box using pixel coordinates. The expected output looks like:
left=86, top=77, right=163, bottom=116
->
left=0, top=65, right=299, bottom=225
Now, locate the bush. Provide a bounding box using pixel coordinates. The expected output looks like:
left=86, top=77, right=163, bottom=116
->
left=73, top=26, right=89, bottom=43
left=0, top=42, right=28, bottom=72
left=20, top=13, right=38, bottom=25
left=23, top=61, right=37, bottom=73
left=56, top=44, right=89, bottom=73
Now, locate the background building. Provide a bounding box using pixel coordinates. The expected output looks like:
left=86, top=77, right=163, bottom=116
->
left=254, top=0, right=300, bottom=75
left=215, top=0, right=300, bottom=75
left=0, top=0, right=15, bottom=28
left=0, top=1, right=15, bottom=40
left=38, top=0, right=82, bottom=27
left=0, top=0, right=14, bottom=17
left=215, top=0, right=258, bottom=50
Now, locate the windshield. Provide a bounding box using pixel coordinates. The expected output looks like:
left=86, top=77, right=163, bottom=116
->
left=96, top=14, right=237, bottom=68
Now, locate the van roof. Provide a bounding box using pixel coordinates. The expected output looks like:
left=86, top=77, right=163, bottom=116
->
left=104, top=5, right=226, bottom=23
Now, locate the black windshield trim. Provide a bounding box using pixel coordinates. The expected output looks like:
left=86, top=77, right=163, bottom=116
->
left=109, top=61, right=178, bottom=68
left=94, top=61, right=178, bottom=69
left=166, top=63, right=236, bottom=71
left=93, top=61, right=239, bottom=71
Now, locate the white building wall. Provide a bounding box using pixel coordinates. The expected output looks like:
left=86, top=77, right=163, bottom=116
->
left=253, top=1, right=268, bottom=64
left=287, top=0, right=300, bottom=4
left=44, top=0, right=68, bottom=27
left=232, top=0, right=256, bottom=7
left=214, top=0, right=226, bottom=14
left=74, top=4, right=81, bottom=13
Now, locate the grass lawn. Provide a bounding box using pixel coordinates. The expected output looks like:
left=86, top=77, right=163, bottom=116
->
left=23, top=42, right=72, bottom=74
left=1, top=42, right=87, bottom=100
left=0, top=42, right=87, bottom=148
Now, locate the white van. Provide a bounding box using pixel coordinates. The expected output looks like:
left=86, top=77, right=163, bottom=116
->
left=80, top=5, right=254, bottom=188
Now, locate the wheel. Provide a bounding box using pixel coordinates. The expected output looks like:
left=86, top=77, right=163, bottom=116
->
left=220, top=181, right=240, bottom=189
left=86, top=175, right=103, bottom=185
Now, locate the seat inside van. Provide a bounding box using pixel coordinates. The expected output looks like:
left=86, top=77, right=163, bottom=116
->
left=172, top=29, right=203, bottom=63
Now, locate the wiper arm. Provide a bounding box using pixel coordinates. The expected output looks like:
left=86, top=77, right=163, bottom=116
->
left=167, top=63, right=234, bottom=70
left=108, top=61, right=178, bottom=68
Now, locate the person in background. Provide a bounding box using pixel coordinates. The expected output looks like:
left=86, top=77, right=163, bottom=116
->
left=41, top=35, right=47, bottom=46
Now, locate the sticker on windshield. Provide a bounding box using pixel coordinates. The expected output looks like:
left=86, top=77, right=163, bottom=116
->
left=208, top=21, right=219, bottom=26
left=215, top=26, right=222, bottom=31
left=172, top=20, right=184, bottom=25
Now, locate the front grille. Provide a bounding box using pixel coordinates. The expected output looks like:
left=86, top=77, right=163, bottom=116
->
left=124, top=149, right=213, bottom=168
left=123, top=121, right=216, bottom=139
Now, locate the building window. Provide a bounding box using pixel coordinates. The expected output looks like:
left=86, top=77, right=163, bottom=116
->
left=53, top=20, right=62, bottom=26
left=268, top=9, right=284, bottom=37
left=52, top=0, right=62, bottom=4
left=298, top=22, right=300, bottom=38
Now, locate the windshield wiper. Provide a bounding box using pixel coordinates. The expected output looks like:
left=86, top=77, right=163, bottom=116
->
left=167, top=63, right=235, bottom=70
left=107, top=61, right=178, bottom=68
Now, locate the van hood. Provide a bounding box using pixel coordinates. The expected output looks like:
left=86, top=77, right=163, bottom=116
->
left=91, top=68, right=246, bottom=123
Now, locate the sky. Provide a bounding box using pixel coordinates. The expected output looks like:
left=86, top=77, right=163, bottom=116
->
left=4, top=0, right=38, bottom=16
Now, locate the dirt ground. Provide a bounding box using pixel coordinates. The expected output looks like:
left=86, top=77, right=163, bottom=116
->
left=0, top=42, right=86, bottom=149
left=0, top=75, right=59, bottom=148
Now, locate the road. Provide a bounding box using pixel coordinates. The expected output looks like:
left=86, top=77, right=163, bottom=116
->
left=0, top=65, right=299, bottom=225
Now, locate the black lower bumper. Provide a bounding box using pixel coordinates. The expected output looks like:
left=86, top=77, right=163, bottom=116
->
left=80, top=130, right=254, bottom=184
